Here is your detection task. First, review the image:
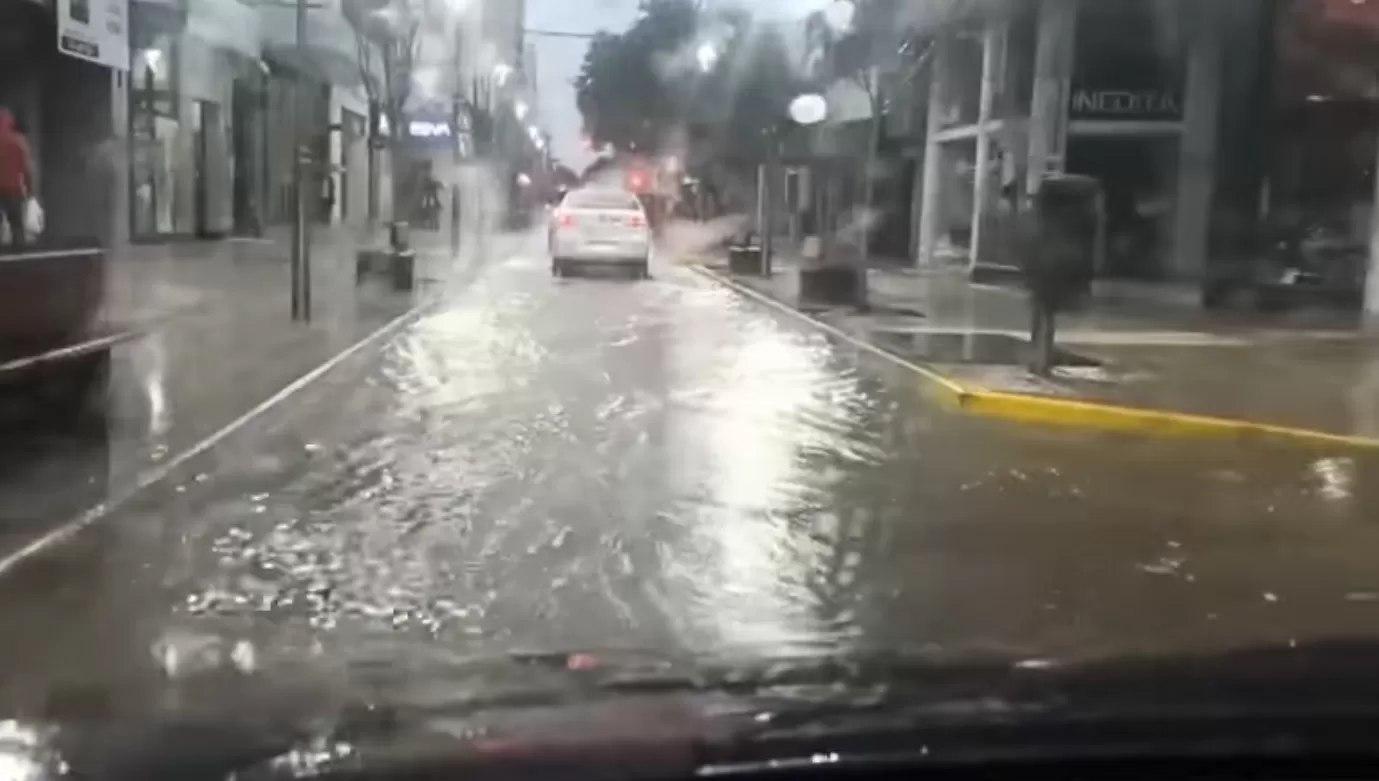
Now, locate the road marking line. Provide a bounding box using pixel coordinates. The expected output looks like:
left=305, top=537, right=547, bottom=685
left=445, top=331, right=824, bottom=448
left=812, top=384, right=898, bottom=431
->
left=0, top=291, right=445, bottom=578
left=691, top=262, right=1379, bottom=451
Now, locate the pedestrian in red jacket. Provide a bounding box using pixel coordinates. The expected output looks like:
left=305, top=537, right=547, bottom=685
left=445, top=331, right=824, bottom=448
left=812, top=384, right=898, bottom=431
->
left=0, top=108, right=35, bottom=247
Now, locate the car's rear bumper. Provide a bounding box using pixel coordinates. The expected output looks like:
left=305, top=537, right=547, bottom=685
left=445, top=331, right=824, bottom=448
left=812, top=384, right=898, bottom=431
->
left=553, top=241, right=650, bottom=263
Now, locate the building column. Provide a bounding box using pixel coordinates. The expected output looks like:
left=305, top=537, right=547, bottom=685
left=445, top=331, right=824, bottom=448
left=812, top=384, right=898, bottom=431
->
left=1365, top=130, right=1379, bottom=318
left=916, top=35, right=949, bottom=267
left=1025, top=0, right=1077, bottom=199
left=1171, top=3, right=1225, bottom=280
left=968, top=18, right=1004, bottom=271
left=110, top=69, right=131, bottom=252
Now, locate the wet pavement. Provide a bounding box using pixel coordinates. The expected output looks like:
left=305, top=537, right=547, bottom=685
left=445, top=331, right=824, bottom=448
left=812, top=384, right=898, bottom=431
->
left=3, top=234, right=1379, bottom=716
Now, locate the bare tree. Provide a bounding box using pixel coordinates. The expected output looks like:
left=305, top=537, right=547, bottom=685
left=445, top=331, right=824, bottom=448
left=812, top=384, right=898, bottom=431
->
left=346, top=0, right=426, bottom=223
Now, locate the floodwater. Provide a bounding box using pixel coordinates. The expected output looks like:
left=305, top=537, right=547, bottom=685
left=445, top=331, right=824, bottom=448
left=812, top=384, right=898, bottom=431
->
left=0, top=239, right=1377, bottom=724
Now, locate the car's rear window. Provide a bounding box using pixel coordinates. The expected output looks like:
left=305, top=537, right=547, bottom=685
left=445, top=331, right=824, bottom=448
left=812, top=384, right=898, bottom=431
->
left=564, top=191, right=642, bottom=211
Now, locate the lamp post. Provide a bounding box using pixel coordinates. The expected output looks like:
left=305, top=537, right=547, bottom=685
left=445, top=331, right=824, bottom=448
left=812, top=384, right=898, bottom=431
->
left=771, top=93, right=827, bottom=279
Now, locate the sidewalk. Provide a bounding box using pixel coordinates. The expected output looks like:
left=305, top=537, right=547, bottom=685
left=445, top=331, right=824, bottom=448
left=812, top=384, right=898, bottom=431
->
left=0, top=224, right=470, bottom=554
left=699, top=252, right=1379, bottom=446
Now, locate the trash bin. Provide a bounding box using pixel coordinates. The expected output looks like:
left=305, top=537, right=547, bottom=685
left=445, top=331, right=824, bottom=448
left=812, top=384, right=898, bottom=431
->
left=390, top=248, right=416, bottom=292
left=1022, top=173, right=1101, bottom=374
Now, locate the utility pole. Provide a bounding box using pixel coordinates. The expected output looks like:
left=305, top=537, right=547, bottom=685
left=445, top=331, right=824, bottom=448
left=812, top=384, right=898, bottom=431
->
left=291, top=0, right=312, bottom=321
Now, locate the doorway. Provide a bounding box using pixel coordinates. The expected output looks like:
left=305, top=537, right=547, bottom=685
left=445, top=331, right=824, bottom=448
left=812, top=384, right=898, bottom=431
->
left=193, top=100, right=223, bottom=237
left=232, top=75, right=265, bottom=236
left=1067, top=133, right=1180, bottom=278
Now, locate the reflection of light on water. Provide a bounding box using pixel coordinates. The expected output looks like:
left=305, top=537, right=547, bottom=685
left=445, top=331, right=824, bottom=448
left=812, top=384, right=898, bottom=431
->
left=709, top=326, right=815, bottom=512
left=0, top=721, right=46, bottom=781
left=674, top=299, right=852, bottom=652
left=141, top=332, right=170, bottom=437
left=1311, top=457, right=1354, bottom=503
left=270, top=735, right=355, bottom=777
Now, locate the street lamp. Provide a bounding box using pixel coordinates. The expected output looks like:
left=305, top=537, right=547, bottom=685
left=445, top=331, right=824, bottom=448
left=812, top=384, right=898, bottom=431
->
left=513, top=99, right=529, bottom=121
left=789, top=93, right=828, bottom=126
left=753, top=92, right=828, bottom=278
left=695, top=41, right=718, bottom=72
left=822, top=0, right=855, bottom=33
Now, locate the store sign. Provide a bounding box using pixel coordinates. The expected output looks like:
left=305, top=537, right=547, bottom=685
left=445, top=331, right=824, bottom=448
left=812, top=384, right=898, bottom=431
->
left=1070, top=89, right=1181, bottom=121
left=408, top=120, right=453, bottom=139
left=57, top=0, right=130, bottom=71
left=404, top=115, right=456, bottom=149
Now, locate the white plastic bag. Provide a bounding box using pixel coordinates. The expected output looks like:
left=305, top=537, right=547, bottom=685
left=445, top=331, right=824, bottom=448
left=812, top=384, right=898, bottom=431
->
left=23, top=197, right=43, bottom=239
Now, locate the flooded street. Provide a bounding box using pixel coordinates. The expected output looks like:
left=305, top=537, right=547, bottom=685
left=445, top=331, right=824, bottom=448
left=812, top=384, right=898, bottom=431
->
left=1, top=238, right=1379, bottom=716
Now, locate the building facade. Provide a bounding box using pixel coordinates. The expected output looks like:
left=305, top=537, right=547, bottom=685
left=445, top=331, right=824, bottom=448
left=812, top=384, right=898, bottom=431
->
left=905, top=0, right=1272, bottom=283
left=126, top=0, right=388, bottom=241
left=0, top=0, right=125, bottom=245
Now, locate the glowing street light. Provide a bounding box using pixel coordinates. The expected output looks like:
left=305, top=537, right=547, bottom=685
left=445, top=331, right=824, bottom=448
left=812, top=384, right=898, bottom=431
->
left=513, top=99, right=529, bottom=120
left=823, top=0, right=855, bottom=33
left=695, top=41, right=718, bottom=72
left=788, top=93, right=828, bottom=126
left=492, top=62, right=513, bottom=86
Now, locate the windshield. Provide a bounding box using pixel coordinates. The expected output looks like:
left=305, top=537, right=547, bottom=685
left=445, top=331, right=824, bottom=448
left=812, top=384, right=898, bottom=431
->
left=3, top=0, right=1379, bottom=770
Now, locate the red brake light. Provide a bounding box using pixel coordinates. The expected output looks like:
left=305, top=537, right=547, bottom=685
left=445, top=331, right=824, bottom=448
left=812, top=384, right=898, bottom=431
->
left=557, top=212, right=576, bottom=227
left=626, top=214, right=645, bottom=228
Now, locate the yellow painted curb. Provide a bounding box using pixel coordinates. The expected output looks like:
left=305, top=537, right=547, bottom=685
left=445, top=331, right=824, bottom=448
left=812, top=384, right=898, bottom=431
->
left=688, top=261, right=1379, bottom=451
left=959, top=391, right=1379, bottom=450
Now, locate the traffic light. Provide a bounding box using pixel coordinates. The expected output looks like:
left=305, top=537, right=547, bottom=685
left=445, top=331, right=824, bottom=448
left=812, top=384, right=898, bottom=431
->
left=627, top=168, right=648, bottom=192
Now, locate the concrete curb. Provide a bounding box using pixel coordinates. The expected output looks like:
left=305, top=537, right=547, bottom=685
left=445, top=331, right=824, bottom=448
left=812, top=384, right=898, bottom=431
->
left=690, top=263, right=1379, bottom=451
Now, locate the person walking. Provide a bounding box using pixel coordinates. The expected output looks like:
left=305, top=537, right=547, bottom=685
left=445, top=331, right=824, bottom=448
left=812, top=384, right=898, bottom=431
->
left=0, top=108, right=35, bottom=248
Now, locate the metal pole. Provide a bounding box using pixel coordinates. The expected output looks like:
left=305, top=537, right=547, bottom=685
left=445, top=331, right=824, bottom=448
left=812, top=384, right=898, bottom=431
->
left=451, top=98, right=461, bottom=258
left=291, top=0, right=312, bottom=321
left=761, top=130, right=777, bottom=276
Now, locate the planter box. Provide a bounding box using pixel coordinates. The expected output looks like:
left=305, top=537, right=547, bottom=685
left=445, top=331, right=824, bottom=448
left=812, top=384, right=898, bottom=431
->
left=799, top=265, right=860, bottom=306
left=727, top=245, right=763, bottom=276
left=391, top=249, right=416, bottom=292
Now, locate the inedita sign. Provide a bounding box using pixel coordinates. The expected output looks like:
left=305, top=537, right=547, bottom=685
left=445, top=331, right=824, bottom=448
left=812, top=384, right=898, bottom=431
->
left=1070, top=89, right=1181, bottom=119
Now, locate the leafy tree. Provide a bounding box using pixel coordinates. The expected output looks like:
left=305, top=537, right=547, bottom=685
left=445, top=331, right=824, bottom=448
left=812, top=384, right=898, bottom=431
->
left=574, top=0, right=699, bottom=154
left=810, top=0, right=943, bottom=283
left=574, top=0, right=805, bottom=166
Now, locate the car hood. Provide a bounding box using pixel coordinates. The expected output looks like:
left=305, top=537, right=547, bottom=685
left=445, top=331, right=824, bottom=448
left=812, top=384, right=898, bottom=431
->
left=21, top=639, right=1379, bottom=780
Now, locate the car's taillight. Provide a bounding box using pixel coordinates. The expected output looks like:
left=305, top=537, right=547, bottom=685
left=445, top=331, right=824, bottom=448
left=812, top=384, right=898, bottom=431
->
left=626, top=214, right=646, bottom=228
left=557, top=212, right=576, bottom=227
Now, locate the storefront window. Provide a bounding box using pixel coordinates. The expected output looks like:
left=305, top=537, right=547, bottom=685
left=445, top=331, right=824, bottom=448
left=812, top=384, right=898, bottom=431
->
left=1270, top=0, right=1379, bottom=247
left=998, top=5, right=1038, bottom=120
left=131, top=38, right=182, bottom=237
left=939, top=25, right=984, bottom=129
left=1062, top=0, right=1188, bottom=278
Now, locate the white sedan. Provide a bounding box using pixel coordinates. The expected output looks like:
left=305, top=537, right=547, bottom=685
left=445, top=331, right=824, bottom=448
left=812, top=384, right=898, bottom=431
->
left=548, top=189, right=651, bottom=278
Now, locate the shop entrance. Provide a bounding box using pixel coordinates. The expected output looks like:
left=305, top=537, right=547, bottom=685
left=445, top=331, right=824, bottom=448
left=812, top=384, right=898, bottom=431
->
left=1067, top=133, right=1179, bottom=279
left=232, top=75, right=265, bottom=236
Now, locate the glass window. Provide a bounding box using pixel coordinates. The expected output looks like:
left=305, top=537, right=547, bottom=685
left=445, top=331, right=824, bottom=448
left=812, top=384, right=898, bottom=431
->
left=940, top=25, right=985, bottom=129
left=564, top=190, right=642, bottom=210
left=131, top=36, right=186, bottom=237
